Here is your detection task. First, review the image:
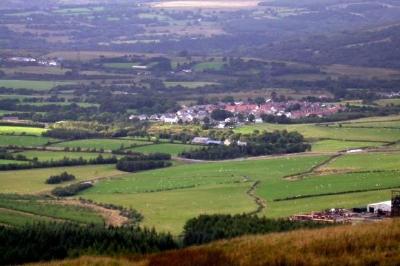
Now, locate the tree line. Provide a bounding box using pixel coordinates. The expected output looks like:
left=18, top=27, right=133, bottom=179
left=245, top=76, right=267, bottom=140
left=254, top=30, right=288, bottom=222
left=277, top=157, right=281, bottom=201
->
left=116, top=153, right=172, bottom=173
left=0, top=223, right=177, bottom=265
left=183, top=214, right=331, bottom=246
left=180, top=131, right=310, bottom=160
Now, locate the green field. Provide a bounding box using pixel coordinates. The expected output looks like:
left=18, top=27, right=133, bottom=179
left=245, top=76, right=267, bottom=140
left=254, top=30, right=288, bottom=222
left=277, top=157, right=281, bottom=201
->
left=0, top=165, right=123, bottom=194
left=374, top=98, right=400, bottom=107
left=53, top=139, right=152, bottom=151
left=311, top=139, right=385, bottom=152
left=0, top=80, right=74, bottom=90
left=164, top=81, right=218, bottom=89
left=0, top=159, right=28, bottom=165
left=80, top=150, right=400, bottom=233
left=193, top=61, right=224, bottom=72
left=0, top=208, right=53, bottom=226
left=322, top=152, right=400, bottom=172
left=236, top=123, right=400, bottom=142
left=81, top=155, right=328, bottom=233
left=0, top=196, right=103, bottom=225
left=16, top=150, right=117, bottom=161
left=0, top=126, right=47, bottom=136
left=127, top=143, right=199, bottom=156
left=0, top=135, right=55, bottom=147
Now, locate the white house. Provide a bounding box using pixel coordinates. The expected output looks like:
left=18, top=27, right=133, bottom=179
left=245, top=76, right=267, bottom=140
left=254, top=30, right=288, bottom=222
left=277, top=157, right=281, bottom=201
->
left=367, top=201, right=391, bottom=214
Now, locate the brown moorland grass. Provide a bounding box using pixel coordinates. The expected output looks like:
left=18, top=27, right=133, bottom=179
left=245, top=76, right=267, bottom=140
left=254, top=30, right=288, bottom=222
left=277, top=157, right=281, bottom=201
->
left=31, top=218, right=400, bottom=266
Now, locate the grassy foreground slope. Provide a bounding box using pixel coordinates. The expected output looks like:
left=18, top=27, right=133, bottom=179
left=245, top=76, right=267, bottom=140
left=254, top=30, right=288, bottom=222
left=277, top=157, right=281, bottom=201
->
left=33, top=219, right=400, bottom=266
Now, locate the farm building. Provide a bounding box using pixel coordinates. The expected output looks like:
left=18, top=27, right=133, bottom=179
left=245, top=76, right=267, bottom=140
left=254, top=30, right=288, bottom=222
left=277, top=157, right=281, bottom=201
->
left=367, top=201, right=391, bottom=214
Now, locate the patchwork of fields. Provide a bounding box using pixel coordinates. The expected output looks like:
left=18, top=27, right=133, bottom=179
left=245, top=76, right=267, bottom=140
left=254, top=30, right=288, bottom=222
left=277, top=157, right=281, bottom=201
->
left=0, top=115, right=399, bottom=234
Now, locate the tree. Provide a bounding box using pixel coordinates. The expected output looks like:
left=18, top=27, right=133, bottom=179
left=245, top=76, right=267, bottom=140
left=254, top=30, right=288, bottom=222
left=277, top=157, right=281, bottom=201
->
left=211, top=109, right=233, bottom=121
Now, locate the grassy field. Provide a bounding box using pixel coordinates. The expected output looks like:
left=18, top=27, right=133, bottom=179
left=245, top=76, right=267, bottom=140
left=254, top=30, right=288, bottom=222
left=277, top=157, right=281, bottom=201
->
left=15, top=150, right=116, bottom=161
left=321, top=151, right=400, bottom=172
left=0, top=135, right=55, bottom=147
left=193, top=61, right=224, bottom=72
left=83, top=183, right=254, bottom=234
left=164, top=81, right=218, bottom=89
left=374, top=98, right=400, bottom=106
left=0, top=159, right=28, bottom=165
left=0, top=196, right=103, bottom=225
left=53, top=139, right=152, bottom=151
left=236, top=123, right=400, bottom=142
left=311, top=139, right=385, bottom=152
left=0, top=80, right=74, bottom=90
left=0, top=208, right=53, bottom=226
left=0, top=126, right=47, bottom=136
left=81, top=155, right=328, bottom=233
left=127, top=143, right=199, bottom=156
left=0, top=165, right=123, bottom=194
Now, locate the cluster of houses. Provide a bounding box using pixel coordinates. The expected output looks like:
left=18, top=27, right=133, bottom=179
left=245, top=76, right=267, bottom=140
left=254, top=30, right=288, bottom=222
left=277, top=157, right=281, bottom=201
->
left=4, top=56, right=58, bottom=67
left=129, top=99, right=343, bottom=127
left=191, top=137, right=247, bottom=147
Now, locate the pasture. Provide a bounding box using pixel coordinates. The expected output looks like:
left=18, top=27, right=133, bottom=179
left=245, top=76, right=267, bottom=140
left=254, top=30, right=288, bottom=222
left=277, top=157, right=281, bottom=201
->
left=15, top=150, right=116, bottom=161
left=311, top=140, right=385, bottom=152
left=127, top=143, right=199, bottom=156
left=0, top=80, right=74, bottom=90
left=0, top=165, right=123, bottom=194
left=0, top=195, right=103, bottom=225
left=321, top=151, right=400, bottom=172
left=0, top=135, right=55, bottom=147
left=81, top=155, right=328, bottom=233
left=236, top=123, right=400, bottom=142
left=0, top=126, right=47, bottom=136
left=53, top=139, right=152, bottom=151
left=164, top=81, right=218, bottom=89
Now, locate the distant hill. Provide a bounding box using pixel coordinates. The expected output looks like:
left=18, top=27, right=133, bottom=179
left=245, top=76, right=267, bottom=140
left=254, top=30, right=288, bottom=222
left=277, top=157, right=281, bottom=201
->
left=33, top=218, right=400, bottom=266
left=252, top=22, right=400, bottom=69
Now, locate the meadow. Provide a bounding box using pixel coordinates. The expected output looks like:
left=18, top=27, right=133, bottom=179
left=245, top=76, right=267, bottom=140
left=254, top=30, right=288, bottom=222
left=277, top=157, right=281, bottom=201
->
left=0, top=195, right=104, bottom=226
left=236, top=122, right=400, bottom=142
left=0, top=135, right=55, bottom=147
left=311, top=139, right=385, bottom=152
left=0, top=126, right=47, bottom=136
left=15, top=150, right=117, bottom=161
left=164, top=81, right=218, bottom=89
left=127, top=143, right=199, bottom=156
left=0, top=80, right=74, bottom=90
left=53, top=139, right=152, bottom=151
left=81, top=155, right=328, bottom=233
left=0, top=165, right=123, bottom=194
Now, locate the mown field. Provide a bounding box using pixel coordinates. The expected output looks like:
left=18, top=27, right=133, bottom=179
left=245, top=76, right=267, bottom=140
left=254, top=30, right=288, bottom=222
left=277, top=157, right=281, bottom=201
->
left=0, top=80, right=74, bottom=90
left=53, top=139, right=152, bottom=151
left=0, top=135, right=55, bottom=147
left=0, top=165, right=123, bottom=194
left=15, top=150, right=117, bottom=161
left=0, top=126, right=47, bottom=136
left=127, top=143, right=199, bottom=156
left=311, top=139, right=385, bottom=152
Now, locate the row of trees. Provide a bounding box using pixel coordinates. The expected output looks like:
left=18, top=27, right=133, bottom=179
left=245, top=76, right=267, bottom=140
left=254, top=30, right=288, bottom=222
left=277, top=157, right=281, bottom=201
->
left=183, top=214, right=330, bottom=246
left=0, top=222, right=177, bottom=265
left=180, top=131, right=310, bottom=160
left=0, top=155, right=118, bottom=171
left=51, top=182, right=93, bottom=197
left=116, top=154, right=172, bottom=173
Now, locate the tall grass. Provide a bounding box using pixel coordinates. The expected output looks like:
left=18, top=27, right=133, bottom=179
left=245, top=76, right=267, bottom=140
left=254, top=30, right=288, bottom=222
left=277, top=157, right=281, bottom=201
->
left=31, top=218, right=400, bottom=266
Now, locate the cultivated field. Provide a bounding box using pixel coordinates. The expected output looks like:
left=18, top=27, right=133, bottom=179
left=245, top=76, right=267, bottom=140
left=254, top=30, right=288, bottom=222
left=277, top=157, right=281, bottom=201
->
left=16, top=150, right=116, bottom=161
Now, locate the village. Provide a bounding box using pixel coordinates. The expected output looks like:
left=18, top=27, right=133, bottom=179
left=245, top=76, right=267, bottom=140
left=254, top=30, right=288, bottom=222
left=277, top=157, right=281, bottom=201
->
left=130, top=99, right=344, bottom=128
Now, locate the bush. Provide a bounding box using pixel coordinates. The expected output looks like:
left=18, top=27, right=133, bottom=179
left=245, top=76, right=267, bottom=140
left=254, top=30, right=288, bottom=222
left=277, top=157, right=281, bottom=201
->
left=45, top=172, right=76, bottom=184
left=51, top=182, right=93, bottom=197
